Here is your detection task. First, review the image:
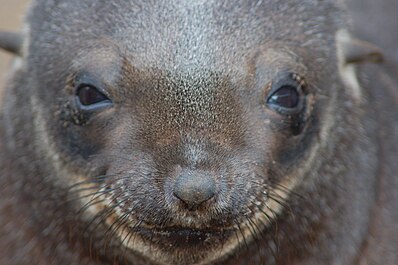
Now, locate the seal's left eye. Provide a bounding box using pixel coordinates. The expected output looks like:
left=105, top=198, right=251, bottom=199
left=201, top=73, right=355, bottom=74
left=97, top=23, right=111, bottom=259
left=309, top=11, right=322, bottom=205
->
left=267, top=85, right=299, bottom=109
left=266, top=72, right=305, bottom=114
left=76, top=85, right=111, bottom=107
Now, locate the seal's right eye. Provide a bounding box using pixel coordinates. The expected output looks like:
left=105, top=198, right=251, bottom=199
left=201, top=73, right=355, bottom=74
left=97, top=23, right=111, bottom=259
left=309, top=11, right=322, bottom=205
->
left=76, top=84, right=112, bottom=108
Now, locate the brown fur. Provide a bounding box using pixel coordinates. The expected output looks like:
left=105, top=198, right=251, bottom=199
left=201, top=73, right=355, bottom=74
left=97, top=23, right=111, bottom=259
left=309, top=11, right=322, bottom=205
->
left=0, top=0, right=397, bottom=264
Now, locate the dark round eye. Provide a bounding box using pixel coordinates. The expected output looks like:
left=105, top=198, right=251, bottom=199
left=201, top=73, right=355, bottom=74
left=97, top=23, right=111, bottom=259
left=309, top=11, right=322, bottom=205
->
left=76, top=85, right=111, bottom=106
left=267, top=85, right=299, bottom=109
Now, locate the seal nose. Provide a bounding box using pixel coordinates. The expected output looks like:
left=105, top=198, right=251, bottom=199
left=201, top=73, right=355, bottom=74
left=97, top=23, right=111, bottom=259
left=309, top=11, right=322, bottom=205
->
left=173, top=169, right=216, bottom=210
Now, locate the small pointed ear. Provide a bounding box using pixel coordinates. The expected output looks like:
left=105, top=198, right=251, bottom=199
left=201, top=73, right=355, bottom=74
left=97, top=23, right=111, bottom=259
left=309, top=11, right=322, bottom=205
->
left=0, top=31, right=23, bottom=56
left=336, top=29, right=383, bottom=65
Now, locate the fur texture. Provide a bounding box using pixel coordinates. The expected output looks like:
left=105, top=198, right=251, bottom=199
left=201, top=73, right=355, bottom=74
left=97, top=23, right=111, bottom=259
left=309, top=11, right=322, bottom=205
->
left=0, top=0, right=397, bottom=264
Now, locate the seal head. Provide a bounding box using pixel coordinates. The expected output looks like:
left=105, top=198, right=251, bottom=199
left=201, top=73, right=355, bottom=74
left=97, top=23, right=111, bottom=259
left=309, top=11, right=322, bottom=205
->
left=0, top=1, right=389, bottom=265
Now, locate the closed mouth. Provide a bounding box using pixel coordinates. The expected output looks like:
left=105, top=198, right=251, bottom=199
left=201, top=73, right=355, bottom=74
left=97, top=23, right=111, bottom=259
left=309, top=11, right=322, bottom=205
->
left=133, top=225, right=234, bottom=249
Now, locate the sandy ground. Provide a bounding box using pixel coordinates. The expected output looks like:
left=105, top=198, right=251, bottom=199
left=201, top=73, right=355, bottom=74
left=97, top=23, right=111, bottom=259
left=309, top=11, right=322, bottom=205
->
left=0, top=0, right=31, bottom=94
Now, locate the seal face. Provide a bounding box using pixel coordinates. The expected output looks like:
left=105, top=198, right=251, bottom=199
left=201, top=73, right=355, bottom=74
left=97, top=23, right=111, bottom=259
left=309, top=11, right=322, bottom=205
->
left=4, top=1, right=392, bottom=265
left=59, top=51, right=316, bottom=264
left=13, top=1, right=335, bottom=264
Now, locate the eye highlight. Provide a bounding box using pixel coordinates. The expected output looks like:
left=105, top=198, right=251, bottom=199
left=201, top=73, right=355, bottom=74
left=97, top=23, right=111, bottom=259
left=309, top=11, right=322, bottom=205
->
left=266, top=72, right=305, bottom=114
left=76, top=84, right=111, bottom=108
left=268, top=85, right=299, bottom=109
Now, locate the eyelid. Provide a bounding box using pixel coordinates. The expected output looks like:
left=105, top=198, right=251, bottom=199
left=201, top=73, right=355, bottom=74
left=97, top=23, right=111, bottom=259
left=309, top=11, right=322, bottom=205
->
left=268, top=72, right=303, bottom=96
left=76, top=99, right=113, bottom=111
left=74, top=71, right=111, bottom=99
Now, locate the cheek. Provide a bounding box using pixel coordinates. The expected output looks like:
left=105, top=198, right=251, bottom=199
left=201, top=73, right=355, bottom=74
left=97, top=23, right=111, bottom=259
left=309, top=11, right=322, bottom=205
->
left=270, top=121, right=319, bottom=178
left=52, top=106, right=120, bottom=166
left=244, top=110, right=319, bottom=182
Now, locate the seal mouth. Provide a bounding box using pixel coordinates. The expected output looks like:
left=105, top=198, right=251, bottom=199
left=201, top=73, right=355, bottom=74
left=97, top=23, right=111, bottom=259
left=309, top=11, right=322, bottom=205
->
left=133, top=225, right=234, bottom=249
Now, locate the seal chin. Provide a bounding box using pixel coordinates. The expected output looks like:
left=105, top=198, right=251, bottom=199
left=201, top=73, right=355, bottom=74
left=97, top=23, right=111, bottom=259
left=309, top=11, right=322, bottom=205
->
left=117, top=220, right=239, bottom=265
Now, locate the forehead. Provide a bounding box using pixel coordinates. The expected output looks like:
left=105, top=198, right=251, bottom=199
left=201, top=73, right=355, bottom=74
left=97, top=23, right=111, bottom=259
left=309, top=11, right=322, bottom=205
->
left=27, top=0, right=344, bottom=73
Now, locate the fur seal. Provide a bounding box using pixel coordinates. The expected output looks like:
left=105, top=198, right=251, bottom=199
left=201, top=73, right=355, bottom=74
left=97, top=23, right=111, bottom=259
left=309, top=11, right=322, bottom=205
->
left=0, top=0, right=397, bottom=264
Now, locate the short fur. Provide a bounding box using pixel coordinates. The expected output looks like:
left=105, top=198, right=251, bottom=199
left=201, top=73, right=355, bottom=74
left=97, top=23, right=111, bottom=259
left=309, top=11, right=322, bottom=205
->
left=0, top=0, right=397, bottom=265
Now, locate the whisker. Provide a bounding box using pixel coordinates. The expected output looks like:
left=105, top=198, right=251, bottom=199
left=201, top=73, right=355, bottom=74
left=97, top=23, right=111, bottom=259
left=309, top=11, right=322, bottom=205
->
left=235, top=217, right=249, bottom=251
left=121, top=219, right=143, bottom=261
left=102, top=197, right=135, bottom=252
left=270, top=182, right=305, bottom=200
left=76, top=191, right=111, bottom=215
left=103, top=211, right=130, bottom=253
left=83, top=191, right=125, bottom=235
left=66, top=174, right=109, bottom=192
left=244, top=215, right=261, bottom=253
left=249, top=202, right=279, bottom=264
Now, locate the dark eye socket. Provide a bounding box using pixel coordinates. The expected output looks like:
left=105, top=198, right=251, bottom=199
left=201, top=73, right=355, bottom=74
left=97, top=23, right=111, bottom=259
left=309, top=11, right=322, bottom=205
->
left=267, top=85, right=299, bottom=109
left=266, top=73, right=305, bottom=113
left=76, top=84, right=111, bottom=107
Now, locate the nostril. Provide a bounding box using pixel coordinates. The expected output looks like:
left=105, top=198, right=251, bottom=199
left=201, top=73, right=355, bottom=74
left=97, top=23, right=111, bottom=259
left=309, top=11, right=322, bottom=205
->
left=173, top=169, right=216, bottom=210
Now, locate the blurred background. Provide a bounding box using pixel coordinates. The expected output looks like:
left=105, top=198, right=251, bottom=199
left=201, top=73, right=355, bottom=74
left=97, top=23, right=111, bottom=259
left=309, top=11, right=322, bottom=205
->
left=0, top=0, right=30, bottom=93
